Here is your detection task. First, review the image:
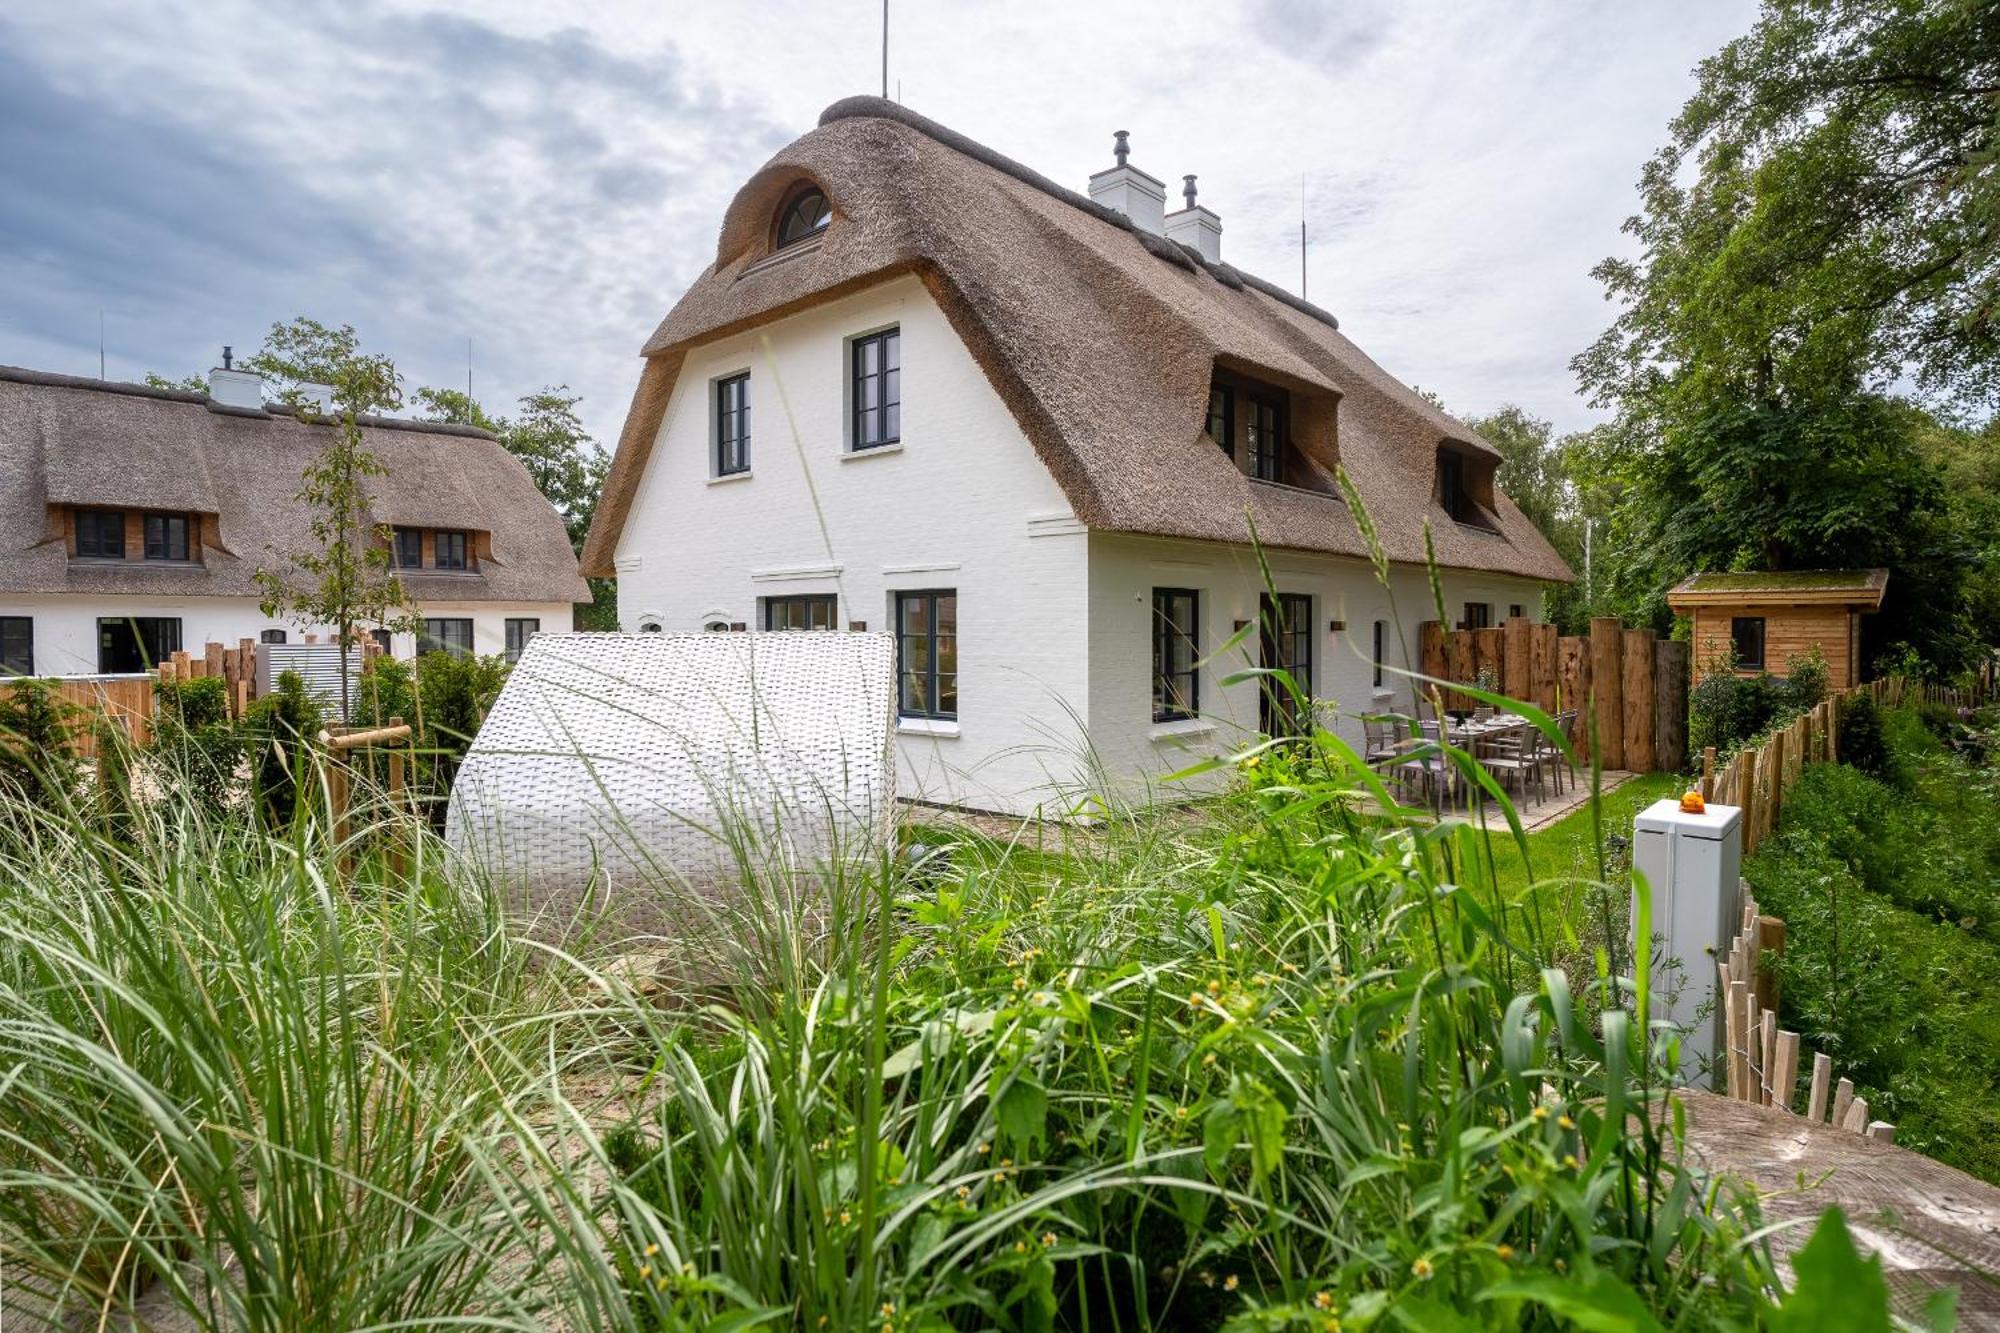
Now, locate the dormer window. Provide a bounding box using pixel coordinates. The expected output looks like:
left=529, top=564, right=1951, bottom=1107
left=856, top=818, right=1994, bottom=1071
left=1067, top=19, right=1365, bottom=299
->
left=1247, top=397, right=1283, bottom=483
left=1206, top=387, right=1234, bottom=459
left=777, top=187, right=831, bottom=249
left=1436, top=445, right=1498, bottom=530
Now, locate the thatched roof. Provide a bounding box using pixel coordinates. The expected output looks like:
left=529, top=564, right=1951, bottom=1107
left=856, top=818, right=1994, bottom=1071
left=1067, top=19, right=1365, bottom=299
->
left=0, top=366, right=589, bottom=604
left=1669, top=569, right=1888, bottom=609
left=584, top=96, right=1573, bottom=584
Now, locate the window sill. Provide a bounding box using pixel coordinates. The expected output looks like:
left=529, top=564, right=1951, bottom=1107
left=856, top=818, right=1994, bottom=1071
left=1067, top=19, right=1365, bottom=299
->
left=1149, top=717, right=1216, bottom=743
left=841, top=442, right=904, bottom=461
left=897, top=717, right=961, bottom=738
left=708, top=471, right=753, bottom=486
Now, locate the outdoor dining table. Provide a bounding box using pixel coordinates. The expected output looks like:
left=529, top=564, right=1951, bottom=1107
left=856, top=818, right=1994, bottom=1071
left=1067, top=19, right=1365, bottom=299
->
left=1445, top=714, right=1531, bottom=747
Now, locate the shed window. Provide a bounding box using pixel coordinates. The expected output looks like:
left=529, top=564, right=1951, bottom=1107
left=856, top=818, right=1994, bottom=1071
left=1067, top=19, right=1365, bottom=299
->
left=1731, top=616, right=1766, bottom=671
left=434, top=530, right=469, bottom=571
left=75, top=509, right=125, bottom=559
left=1151, top=588, right=1200, bottom=722
left=420, top=618, right=474, bottom=657
left=896, top=590, right=956, bottom=720
left=777, top=188, right=831, bottom=248
left=504, top=617, right=539, bottom=662
left=851, top=328, right=900, bottom=450
left=0, top=617, right=31, bottom=675
left=393, top=526, right=423, bottom=568
left=716, top=373, right=751, bottom=476
left=764, top=594, right=837, bottom=631
left=1206, top=386, right=1234, bottom=458
left=144, top=513, right=191, bottom=562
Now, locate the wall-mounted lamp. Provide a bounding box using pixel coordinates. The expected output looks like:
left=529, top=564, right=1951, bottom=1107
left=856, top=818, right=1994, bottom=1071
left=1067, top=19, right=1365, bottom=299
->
left=1327, top=620, right=1346, bottom=633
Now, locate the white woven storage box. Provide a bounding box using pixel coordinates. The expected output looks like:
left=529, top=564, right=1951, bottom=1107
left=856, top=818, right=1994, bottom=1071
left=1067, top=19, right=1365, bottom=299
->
left=444, top=631, right=897, bottom=939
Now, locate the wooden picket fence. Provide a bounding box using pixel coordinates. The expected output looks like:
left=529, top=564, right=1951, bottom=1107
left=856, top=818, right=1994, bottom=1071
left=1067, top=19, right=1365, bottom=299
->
left=155, top=639, right=264, bottom=721
left=1420, top=616, right=1690, bottom=774
left=1718, top=888, right=1894, bottom=1142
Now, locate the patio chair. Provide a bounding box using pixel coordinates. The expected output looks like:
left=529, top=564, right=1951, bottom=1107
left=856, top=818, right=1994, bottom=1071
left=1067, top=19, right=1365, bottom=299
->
left=1477, top=723, right=1542, bottom=803
left=1362, top=717, right=1405, bottom=774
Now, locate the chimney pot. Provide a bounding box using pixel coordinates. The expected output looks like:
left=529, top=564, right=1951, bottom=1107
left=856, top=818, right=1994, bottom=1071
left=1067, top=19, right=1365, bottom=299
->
left=1182, top=174, right=1198, bottom=208
left=1112, top=130, right=1129, bottom=166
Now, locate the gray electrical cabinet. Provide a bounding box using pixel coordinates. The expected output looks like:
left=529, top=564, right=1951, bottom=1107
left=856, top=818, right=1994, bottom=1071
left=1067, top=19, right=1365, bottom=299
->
left=1632, top=799, right=1743, bottom=1084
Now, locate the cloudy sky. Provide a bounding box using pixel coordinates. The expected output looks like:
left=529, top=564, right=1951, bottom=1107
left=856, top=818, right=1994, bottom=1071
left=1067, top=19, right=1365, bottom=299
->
left=1, top=1, right=1756, bottom=448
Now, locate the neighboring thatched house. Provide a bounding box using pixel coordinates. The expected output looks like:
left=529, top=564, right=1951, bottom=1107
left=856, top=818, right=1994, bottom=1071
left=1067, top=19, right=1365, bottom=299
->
left=585, top=97, right=1574, bottom=813
left=1668, top=569, right=1889, bottom=691
left=0, top=363, right=588, bottom=676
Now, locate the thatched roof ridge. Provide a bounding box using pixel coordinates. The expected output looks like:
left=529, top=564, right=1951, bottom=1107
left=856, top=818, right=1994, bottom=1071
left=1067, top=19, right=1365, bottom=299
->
left=0, top=367, right=588, bottom=603
left=584, top=98, right=1573, bottom=585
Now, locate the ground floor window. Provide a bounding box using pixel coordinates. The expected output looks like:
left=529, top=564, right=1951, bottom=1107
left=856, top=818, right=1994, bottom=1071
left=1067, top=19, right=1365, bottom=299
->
left=260, top=628, right=287, bottom=645
left=505, top=617, right=539, bottom=662
left=1462, top=602, right=1492, bottom=630
left=1151, top=588, right=1199, bottom=722
left=0, top=617, right=31, bottom=675
left=762, top=594, right=837, bottom=631
left=369, top=628, right=393, bottom=654
left=420, top=618, right=474, bottom=657
left=1372, top=619, right=1388, bottom=688
left=1731, top=616, right=1766, bottom=671
left=1260, top=592, right=1312, bottom=735
left=1508, top=603, right=1524, bottom=620
left=97, top=616, right=181, bottom=674
left=895, top=590, right=956, bottom=719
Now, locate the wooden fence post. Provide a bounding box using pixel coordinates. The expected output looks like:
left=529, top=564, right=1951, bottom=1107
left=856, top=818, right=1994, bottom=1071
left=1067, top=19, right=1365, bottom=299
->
left=1504, top=615, right=1531, bottom=703
left=1622, top=628, right=1656, bottom=773
left=1419, top=621, right=1446, bottom=705
left=1740, top=747, right=1759, bottom=853
left=1768, top=728, right=1787, bottom=833
left=1559, top=636, right=1589, bottom=745
left=1700, top=746, right=1717, bottom=800
left=1754, top=916, right=1785, bottom=1012
left=1654, top=638, right=1689, bottom=775
left=1590, top=618, right=1624, bottom=770
left=1531, top=622, right=1559, bottom=715
left=1448, top=628, right=1473, bottom=712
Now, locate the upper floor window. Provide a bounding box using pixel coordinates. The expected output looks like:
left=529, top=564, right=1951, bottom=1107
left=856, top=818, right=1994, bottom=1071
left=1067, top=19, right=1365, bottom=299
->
left=434, top=530, right=469, bottom=571
left=75, top=509, right=124, bottom=559
left=1247, top=398, right=1284, bottom=483
left=1436, top=446, right=1497, bottom=529
left=1439, top=452, right=1469, bottom=522
left=777, top=188, right=831, bottom=248
left=144, top=513, right=191, bottom=562
left=393, top=526, right=423, bottom=569
left=1207, top=386, right=1234, bottom=459
left=716, top=373, right=751, bottom=476
left=764, top=594, right=837, bottom=631
left=852, top=328, right=900, bottom=450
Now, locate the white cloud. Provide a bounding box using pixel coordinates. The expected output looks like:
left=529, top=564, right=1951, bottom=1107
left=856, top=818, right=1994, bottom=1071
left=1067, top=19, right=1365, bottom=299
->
left=0, top=0, right=1756, bottom=445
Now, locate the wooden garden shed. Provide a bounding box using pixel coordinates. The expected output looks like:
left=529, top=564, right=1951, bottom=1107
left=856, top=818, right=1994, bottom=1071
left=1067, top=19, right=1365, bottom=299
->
left=1667, top=569, right=1888, bottom=690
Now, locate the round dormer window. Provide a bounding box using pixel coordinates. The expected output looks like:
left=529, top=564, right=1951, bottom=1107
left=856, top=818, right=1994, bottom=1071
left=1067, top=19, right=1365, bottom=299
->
left=777, top=187, right=831, bottom=248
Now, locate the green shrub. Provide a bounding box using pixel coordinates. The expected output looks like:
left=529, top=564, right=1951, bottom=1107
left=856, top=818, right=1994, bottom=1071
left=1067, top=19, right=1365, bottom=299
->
left=351, top=651, right=509, bottom=822
left=0, top=679, right=81, bottom=809
left=1690, top=648, right=1831, bottom=761
left=1837, top=694, right=1896, bottom=785
left=150, top=676, right=244, bottom=816
left=242, top=670, right=324, bottom=828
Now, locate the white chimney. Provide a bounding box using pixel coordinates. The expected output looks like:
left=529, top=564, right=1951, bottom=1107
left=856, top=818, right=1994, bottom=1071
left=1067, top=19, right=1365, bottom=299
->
left=206, top=346, right=266, bottom=413
left=1164, top=174, right=1222, bottom=264
left=1086, top=130, right=1167, bottom=236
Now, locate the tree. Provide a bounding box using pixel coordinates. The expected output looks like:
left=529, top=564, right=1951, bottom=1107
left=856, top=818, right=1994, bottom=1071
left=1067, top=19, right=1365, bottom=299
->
left=143, top=372, right=207, bottom=394
left=1573, top=0, right=2000, bottom=672
left=251, top=321, right=419, bottom=720
left=414, top=384, right=617, bottom=629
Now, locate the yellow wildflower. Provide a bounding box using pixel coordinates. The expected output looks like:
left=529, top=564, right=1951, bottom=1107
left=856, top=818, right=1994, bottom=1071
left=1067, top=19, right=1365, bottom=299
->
left=1496, top=1244, right=1514, bottom=1261
left=1223, top=1273, right=1239, bottom=1291
left=1314, top=1290, right=1335, bottom=1311
left=1557, top=1114, right=1575, bottom=1131
left=1041, top=1232, right=1057, bottom=1247
left=1412, top=1257, right=1434, bottom=1281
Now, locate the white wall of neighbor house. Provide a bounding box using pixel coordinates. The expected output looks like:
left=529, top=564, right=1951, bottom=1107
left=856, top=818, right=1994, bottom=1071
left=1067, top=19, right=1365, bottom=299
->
left=611, top=273, right=1094, bottom=814
left=0, top=594, right=571, bottom=675
left=1084, top=532, right=1551, bottom=805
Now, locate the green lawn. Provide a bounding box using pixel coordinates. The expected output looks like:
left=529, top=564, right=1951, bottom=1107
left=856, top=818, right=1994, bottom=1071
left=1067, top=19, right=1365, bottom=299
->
left=1484, top=771, right=1680, bottom=903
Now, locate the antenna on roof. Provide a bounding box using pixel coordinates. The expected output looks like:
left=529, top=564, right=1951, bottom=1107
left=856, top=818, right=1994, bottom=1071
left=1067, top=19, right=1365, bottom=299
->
left=881, top=0, right=888, bottom=99
left=98, top=311, right=105, bottom=380
left=1300, top=173, right=1308, bottom=300
left=467, top=337, right=473, bottom=403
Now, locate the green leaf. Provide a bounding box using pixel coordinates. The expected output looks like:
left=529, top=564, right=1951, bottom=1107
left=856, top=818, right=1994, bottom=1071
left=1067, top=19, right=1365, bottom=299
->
left=995, top=1073, right=1048, bottom=1154
left=1767, top=1208, right=1893, bottom=1333
left=1480, top=1270, right=1666, bottom=1333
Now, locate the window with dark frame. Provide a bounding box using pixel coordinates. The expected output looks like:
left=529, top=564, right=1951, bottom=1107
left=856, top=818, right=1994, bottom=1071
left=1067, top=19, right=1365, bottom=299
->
left=1439, top=451, right=1469, bottom=522
left=851, top=328, right=900, bottom=450
left=260, top=628, right=287, bottom=645
left=504, top=617, right=539, bottom=662
left=393, top=526, right=423, bottom=569
left=433, top=530, right=469, bottom=571
left=96, top=616, right=180, bottom=674
left=1373, top=619, right=1388, bottom=688
left=1247, top=398, right=1283, bottom=482
left=143, top=513, right=191, bottom=561
left=1151, top=588, right=1200, bottom=722
left=1509, top=603, right=1524, bottom=620
left=0, top=617, right=31, bottom=675
left=777, top=187, right=831, bottom=248
left=1731, top=616, right=1767, bottom=671
left=1206, top=385, right=1234, bottom=458
left=75, top=509, right=125, bottom=559
left=1260, top=592, right=1313, bottom=735
left=420, top=617, right=474, bottom=657
left=716, top=373, right=750, bottom=475
left=1462, top=602, right=1492, bottom=630
left=895, top=590, right=957, bottom=720
left=763, top=594, right=837, bottom=631
left=370, top=628, right=393, bottom=654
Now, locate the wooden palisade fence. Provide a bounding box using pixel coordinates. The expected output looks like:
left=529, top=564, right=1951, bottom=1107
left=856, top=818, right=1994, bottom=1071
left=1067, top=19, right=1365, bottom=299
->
left=1718, top=888, right=1895, bottom=1142
left=1420, top=615, right=1690, bottom=774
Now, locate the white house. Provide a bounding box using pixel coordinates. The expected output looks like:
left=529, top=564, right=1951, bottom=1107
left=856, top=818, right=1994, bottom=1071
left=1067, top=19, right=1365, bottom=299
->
left=0, top=363, right=587, bottom=675
left=585, top=98, right=1574, bottom=814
